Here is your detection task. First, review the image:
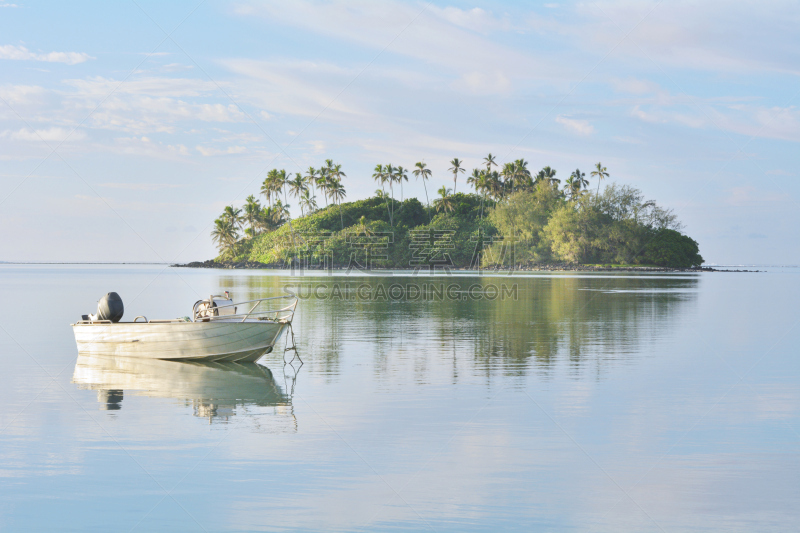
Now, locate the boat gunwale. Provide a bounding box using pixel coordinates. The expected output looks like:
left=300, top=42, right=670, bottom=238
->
left=71, top=318, right=289, bottom=326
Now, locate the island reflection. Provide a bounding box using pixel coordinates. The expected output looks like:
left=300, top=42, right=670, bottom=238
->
left=217, top=273, right=700, bottom=381
left=72, top=354, right=295, bottom=426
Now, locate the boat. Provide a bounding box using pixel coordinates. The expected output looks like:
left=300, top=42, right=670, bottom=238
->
left=72, top=292, right=298, bottom=363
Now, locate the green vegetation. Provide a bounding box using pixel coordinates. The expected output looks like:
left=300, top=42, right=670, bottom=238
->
left=211, top=158, right=703, bottom=269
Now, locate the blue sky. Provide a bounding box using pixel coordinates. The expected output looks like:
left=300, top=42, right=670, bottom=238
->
left=1, top=0, right=798, bottom=264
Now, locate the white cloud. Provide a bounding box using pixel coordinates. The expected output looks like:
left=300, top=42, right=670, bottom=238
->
left=577, top=0, right=800, bottom=75
left=719, top=105, right=800, bottom=143
left=99, top=183, right=183, bottom=191
left=458, top=71, right=511, bottom=95
left=232, top=0, right=564, bottom=94
left=69, top=194, right=202, bottom=213
left=160, top=63, right=193, bottom=73
left=555, top=115, right=594, bottom=136
left=225, top=59, right=365, bottom=119
left=196, top=103, right=246, bottom=122
left=2, top=127, right=85, bottom=142
left=613, top=136, right=645, bottom=145
left=610, top=77, right=661, bottom=95
left=110, top=136, right=191, bottom=159
left=210, top=129, right=263, bottom=143
left=18, top=76, right=248, bottom=135
left=0, top=84, right=47, bottom=106
left=724, top=186, right=787, bottom=207
left=631, top=102, right=800, bottom=142
left=309, top=140, right=326, bottom=154
left=631, top=105, right=664, bottom=124
left=0, top=44, right=93, bottom=65
left=196, top=145, right=247, bottom=156
left=63, top=76, right=220, bottom=98
left=81, top=96, right=247, bottom=134
left=427, top=6, right=507, bottom=34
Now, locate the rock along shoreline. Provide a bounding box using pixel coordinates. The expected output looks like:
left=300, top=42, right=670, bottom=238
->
left=172, top=260, right=759, bottom=273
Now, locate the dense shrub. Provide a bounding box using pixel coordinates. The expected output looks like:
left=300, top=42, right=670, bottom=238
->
left=642, top=229, right=704, bottom=268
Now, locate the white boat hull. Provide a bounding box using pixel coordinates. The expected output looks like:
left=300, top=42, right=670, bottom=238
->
left=72, top=320, right=288, bottom=362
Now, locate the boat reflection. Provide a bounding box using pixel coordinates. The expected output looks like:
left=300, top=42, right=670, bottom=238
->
left=72, top=353, right=295, bottom=425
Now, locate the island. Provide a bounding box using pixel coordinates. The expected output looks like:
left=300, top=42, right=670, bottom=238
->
left=181, top=158, right=705, bottom=271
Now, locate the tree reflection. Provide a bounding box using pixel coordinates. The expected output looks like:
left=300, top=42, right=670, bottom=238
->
left=215, top=273, right=699, bottom=383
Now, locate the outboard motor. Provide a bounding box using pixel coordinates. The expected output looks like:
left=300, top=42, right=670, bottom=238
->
left=89, top=292, right=124, bottom=323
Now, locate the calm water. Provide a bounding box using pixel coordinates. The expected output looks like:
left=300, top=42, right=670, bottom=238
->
left=1, top=265, right=798, bottom=532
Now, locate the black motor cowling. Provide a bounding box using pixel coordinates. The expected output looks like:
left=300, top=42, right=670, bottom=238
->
left=94, top=292, right=124, bottom=322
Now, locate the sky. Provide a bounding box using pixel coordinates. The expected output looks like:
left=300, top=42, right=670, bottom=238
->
left=1, top=0, right=799, bottom=265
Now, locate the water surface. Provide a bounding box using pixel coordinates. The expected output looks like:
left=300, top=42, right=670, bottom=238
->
left=1, top=265, right=798, bottom=531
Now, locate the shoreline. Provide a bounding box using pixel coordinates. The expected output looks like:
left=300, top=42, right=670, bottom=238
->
left=172, top=260, right=759, bottom=273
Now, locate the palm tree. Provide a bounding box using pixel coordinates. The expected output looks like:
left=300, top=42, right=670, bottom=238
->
left=273, top=199, right=290, bottom=219
left=372, top=163, right=393, bottom=226
left=324, top=174, right=338, bottom=207
left=372, top=164, right=385, bottom=185
left=330, top=163, right=346, bottom=205
left=210, top=216, right=239, bottom=256
left=375, top=189, right=388, bottom=199
left=356, top=215, right=373, bottom=237
left=323, top=159, right=335, bottom=177
left=328, top=178, right=347, bottom=230
left=304, top=167, right=318, bottom=202
left=264, top=169, right=284, bottom=207
left=434, top=186, right=454, bottom=213
left=572, top=168, right=588, bottom=189
left=467, top=168, right=483, bottom=193
left=260, top=173, right=273, bottom=207
left=321, top=159, right=336, bottom=207
left=385, top=163, right=397, bottom=219
left=514, top=159, right=532, bottom=191
left=316, top=166, right=329, bottom=208
left=270, top=199, right=287, bottom=224
left=500, top=162, right=516, bottom=195
left=484, top=153, right=497, bottom=173
left=222, top=205, right=243, bottom=230
left=564, top=176, right=577, bottom=199
left=210, top=217, right=225, bottom=247
left=478, top=172, right=491, bottom=219
left=288, top=173, right=308, bottom=214
left=276, top=169, right=289, bottom=204
left=468, top=169, right=490, bottom=220
left=448, top=158, right=465, bottom=194
left=243, top=195, right=261, bottom=236
left=590, top=162, right=609, bottom=195
left=383, top=163, right=397, bottom=226
left=396, top=165, right=408, bottom=202
left=565, top=168, right=588, bottom=200
left=259, top=206, right=280, bottom=231
left=487, top=170, right=503, bottom=200
left=300, top=189, right=317, bottom=215
left=372, top=163, right=386, bottom=193
left=540, top=166, right=559, bottom=186
left=412, top=162, right=432, bottom=218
